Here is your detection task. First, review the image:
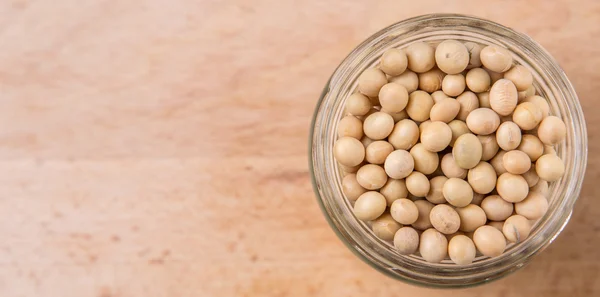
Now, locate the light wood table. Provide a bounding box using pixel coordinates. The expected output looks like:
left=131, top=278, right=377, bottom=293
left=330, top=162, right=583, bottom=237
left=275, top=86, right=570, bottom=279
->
left=0, top=1, right=599, bottom=296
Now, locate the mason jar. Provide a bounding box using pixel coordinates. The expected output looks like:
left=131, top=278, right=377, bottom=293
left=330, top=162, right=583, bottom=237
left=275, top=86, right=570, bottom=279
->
left=309, top=14, right=587, bottom=288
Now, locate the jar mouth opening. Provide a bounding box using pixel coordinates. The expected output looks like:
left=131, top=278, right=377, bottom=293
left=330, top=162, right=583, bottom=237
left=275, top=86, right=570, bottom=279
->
left=309, top=14, right=587, bottom=287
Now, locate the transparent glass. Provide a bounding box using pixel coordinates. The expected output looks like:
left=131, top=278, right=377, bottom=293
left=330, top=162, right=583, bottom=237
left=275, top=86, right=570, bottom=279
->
left=309, top=14, right=587, bottom=288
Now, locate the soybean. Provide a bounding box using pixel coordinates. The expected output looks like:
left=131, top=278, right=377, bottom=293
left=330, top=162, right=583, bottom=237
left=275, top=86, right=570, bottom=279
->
left=372, top=213, right=402, bottom=241
left=394, top=227, right=420, bottom=254
left=353, top=191, right=387, bottom=221
left=453, top=133, right=483, bottom=169
left=420, top=228, right=449, bottom=263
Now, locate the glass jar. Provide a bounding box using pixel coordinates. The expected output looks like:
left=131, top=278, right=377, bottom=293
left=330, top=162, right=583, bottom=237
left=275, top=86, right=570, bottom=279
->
left=309, top=14, right=587, bottom=288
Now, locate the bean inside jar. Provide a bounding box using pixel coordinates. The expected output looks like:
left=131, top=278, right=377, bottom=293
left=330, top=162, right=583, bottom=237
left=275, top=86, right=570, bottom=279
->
left=333, top=39, right=567, bottom=265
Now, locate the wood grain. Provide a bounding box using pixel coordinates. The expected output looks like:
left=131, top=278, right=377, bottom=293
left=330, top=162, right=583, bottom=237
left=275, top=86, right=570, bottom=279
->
left=0, top=0, right=599, bottom=296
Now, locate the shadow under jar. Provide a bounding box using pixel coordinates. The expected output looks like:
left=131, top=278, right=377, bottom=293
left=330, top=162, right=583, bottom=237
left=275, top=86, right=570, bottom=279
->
left=309, top=14, right=587, bottom=288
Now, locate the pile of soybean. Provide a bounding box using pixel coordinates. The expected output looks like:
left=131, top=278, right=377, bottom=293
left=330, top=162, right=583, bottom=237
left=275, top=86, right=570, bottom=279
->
left=335, top=40, right=566, bottom=265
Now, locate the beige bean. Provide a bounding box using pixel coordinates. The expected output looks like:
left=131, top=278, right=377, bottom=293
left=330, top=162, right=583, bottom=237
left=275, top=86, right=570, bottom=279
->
left=522, top=167, right=540, bottom=187
left=388, top=119, right=419, bottom=150
left=334, top=136, right=365, bottom=167
left=496, top=173, right=529, bottom=203
left=477, top=91, right=491, bottom=108
left=365, top=141, right=394, bottom=165
left=518, top=85, right=536, bottom=102
left=537, top=116, right=566, bottom=145
left=443, top=178, right=474, bottom=207
left=358, top=68, right=387, bottom=97
left=464, top=42, right=483, bottom=69
left=531, top=179, right=549, bottom=196
left=466, top=68, right=491, bottom=93
left=389, top=70, right=419, bottom=93
left=503, top=215, right=531, bottom=243
left=412, top=200, right=435, bottom=230
left=456, top=204, right=487, bottom=232
left=363, top=112, right=394, bottom=140
left=420, top=121, right=452, bottom=152
left=522, top=95, right=550, bottom=118
left=426, top=176, right=448, bottom=204
left=449, top=235, right=477, bottom=265
left=435, top=40, right=469, bottom=74
left=354, top=191, right=387, bottom=221
left=372, top=213, right=402, bottom=241
left=503, top=150, right=531, bottom=175
left=390, top=198, right=419, bottom=224
left=384, top=150, right=414, bottom=179
left=420, top=228, right=449, bottom=263
left=394, top=227, right=419, bottom=254
left=406, top=41, right=436, bottom=73
left=430, top=98, right=460, bottom=123
left=518, top=134, right=544, bottom=161
left=473, top=225, right=507, bottom=257
left=380, top=179, right=408, bottom=206
left=515, top=192, right=548, bottom=220
left=441, top=153, right=468, bottom=179
left=430, top=204, right=461, bottom=234
left=504, top=65, right=533, bottom=92
left=487, top=221, right=505, bottom=232
left=448, top=120, right=471, bottom=147
left=419, top=68, right=445, bottom=93
left=481, top=195, right=514, bottom=221
left=496, top=121, right=522, bottom=150
left=342, top=174, right=367, bottom=201
left=380, top=48, right=408, bottom=76
left=480, top=45, right=513, bottom=73
left=536, top=154, right=565, bottom=182
left=338, top=115, right=363, bottom=139
left=356, top=164, right=388, bottom=190
left=478, top=134, right=500, bottom=161
left=442, top=74, right=466, bottom=97
left=468, top=161, right=497, bottom=194
left=406, top=171, right=430, bottom=197
left=431, top=90, right=449, bottom=103
left=406, top=90, right=434, bottom=122
left=456, top=91, right=480, bottom=121
left=466, top=108, right=500, bottom=135
left=346, top=93, right=373, bottom=116
left=379, top=83, right=409, bottom=113
left=489, top=79, right=518, bottom=116
left=410, top=143, right=440, bottom=174
left=490, top=150, right=508, bottom=175
left=453, top=133, right=483, bottom=169
left=513, top=102, right=543, bottom=130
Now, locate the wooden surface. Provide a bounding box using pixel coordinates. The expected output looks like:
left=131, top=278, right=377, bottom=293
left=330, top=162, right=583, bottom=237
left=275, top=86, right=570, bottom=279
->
left=0, top=1, right=599, bottom=296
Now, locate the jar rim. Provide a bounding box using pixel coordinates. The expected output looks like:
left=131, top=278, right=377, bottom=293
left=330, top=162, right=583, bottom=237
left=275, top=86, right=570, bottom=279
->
left=309, top=14, right=587, bottom=287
